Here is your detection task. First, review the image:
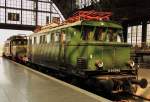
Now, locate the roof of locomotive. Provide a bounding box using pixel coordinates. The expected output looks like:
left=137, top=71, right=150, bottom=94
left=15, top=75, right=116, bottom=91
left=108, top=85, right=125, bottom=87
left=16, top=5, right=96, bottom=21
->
left=29, top=20, right=122, bottom=36
left=6, top=35, right=27, bottom=41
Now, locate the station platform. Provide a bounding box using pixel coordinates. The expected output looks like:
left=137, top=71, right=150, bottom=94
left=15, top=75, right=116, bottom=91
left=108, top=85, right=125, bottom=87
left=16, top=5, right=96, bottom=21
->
left=0, top=57, right=110, bottom=102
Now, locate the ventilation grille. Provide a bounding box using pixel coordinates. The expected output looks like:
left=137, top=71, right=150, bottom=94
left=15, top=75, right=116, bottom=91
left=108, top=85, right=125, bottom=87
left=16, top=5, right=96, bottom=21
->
left=77, top=57, right=87, bottom=69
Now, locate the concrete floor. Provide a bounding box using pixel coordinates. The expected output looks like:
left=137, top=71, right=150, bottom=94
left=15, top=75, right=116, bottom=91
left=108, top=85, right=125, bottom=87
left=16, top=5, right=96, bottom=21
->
left=135, top=68, right=150, bottom=102
left=0, top=57, right=110, bottom=102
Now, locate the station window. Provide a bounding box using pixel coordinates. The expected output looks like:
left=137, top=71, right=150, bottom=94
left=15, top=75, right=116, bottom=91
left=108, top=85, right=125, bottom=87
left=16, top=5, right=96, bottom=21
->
left=147, top=24, right=150, bottom=46
left=0, top=0, right=64, bottom=26
left=137, top=25, right=142, bottom=46
left=0, top=0, right=5, bottom=6
left=127, top=27, right=132, bottom=44
left=127, top=25, right=142, bottom=47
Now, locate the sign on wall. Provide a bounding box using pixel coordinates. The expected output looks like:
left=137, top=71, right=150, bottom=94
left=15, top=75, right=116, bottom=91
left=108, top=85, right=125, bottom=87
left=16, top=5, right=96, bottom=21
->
left=8, top=13, right=20, bottom=21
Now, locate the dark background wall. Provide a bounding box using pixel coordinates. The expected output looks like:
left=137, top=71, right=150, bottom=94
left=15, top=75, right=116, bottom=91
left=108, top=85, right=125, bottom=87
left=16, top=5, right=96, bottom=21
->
left=52, top=0, right=150, bottom=23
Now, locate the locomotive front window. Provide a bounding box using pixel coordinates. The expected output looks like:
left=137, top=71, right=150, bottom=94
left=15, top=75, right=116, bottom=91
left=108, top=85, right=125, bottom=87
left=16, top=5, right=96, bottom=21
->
left=94, top=27, right=106, bottom=41
left=82, top=26, right=94, bottom=40
left=106, top=29, right=123, bottom=43
left=5, top=43, right=9, bottom=47
left=93, top=27, right=123, bottom=42
left=12, top=39, right=27, bottom=45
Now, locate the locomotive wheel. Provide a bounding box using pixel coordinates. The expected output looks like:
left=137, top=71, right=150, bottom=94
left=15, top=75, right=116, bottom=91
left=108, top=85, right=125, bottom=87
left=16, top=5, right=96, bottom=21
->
left=70, top=78, right=78, bottom=85
left=69, top=77, right=82, bottom=86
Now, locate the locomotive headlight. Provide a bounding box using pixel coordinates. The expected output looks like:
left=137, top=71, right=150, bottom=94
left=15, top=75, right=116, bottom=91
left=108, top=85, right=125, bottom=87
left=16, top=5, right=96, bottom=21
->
left=90, top=54, right=93, bottom=59
left=127, top=60, right=135, bottom=68
left=95, top=60, right=103, bottom=69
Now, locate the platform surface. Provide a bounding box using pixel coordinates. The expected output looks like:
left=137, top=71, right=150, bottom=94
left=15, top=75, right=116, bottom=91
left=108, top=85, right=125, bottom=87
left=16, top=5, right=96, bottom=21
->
left=135, top=68, right=150, bottom=102
left=0, top=57, right=110, bottom=102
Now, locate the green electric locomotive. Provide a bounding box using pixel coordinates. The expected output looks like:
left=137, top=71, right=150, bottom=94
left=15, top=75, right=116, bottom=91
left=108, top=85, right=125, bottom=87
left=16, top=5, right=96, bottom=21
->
left=27, top=11, right=147, bottom=93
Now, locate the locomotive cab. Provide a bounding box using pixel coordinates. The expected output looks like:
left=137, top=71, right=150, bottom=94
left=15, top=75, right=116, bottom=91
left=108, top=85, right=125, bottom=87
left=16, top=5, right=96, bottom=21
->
left=6, top=35, right=28, bottom=62
left=11, top=38, right=27, bottom=61
left=65, top=20, right=147, bottom=93
left=3, top=35, right=27, bottom=61
left=81, top=24, right=127, bottom=69
left=66, top=21, right=132, bottom=72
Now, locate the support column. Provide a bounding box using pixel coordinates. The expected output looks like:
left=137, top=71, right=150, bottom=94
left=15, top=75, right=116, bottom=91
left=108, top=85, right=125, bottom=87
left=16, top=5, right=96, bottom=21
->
left=142, top=20, right=147, bottom=48
left=50, top=2, right=52, bottom=23
left=123, top=23, right=128, bottom=42
left=35, top=0, right=38, bottom=26
left=21, top=0, right=22, bottom=24
left=5, top=0, right=6, bottom=23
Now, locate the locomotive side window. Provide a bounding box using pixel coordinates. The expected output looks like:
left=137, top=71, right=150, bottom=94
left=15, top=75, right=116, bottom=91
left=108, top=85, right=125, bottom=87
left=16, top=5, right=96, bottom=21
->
left=34, top=37, right=37, bottom=44
left=22, top=40, right=27, bottom=45
left=12, top=41, right=16, bottom=45
left=42, top=35, right=46, bottom=43
left=32, top=37, right=34, bottom=45
left=40, top=36, right=42, bottom=44
left=39, top=35, right=47, bottom=44
left=55, top=31, right=60, bottom=42
left=71, top=26, right=81, bottom=38
left=18, top=41, right=21, bottom=45
left=51, top=33, right=55, bottom=43
left=65, top=28, right=71, bottom=42
left=37, top=36, right=40, bottom=44
left=60, top=30, right=66, bottom=43
left=29, top=37, right=32, bottom=45
left=47, top=34, right=51, bottom=43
